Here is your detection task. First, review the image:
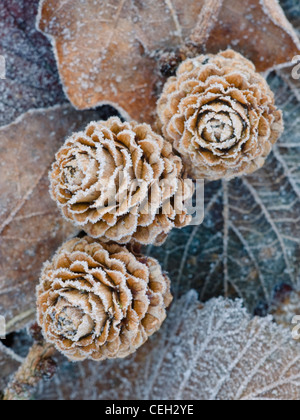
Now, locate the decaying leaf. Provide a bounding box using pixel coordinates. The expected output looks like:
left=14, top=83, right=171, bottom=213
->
left=148, top=73, right=300, bottom=314
left=35, top=291, right=300, bottom=400
left=0, top=104, right=117, bottom=333
left=37, top=0, right=300, bottom=123
left=0, top=0, right=65, bottom=127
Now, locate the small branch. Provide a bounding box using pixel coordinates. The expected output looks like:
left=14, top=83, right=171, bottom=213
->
left=3, top=324, right=56, bottom=401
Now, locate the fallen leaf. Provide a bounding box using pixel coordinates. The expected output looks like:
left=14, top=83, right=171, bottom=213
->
left=37, top=0, right=300, bottom=123
left=148, top=73, right=300, bottom=314
left=37, top=0, right=204, bottom=124
left=0, top=104, right=117, bottom=333
left=0, top=0, right=65, bottom=127
left=192, top=0, right=300, bottom=72
left=35, top=292, right=300, bottom=400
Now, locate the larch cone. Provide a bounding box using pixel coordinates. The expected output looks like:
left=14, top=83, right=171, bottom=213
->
left=50, top=117, right=194, bottom=245
left=36, top=236, right=173, bottom=362
left=157, top=50, right=284, bottom=180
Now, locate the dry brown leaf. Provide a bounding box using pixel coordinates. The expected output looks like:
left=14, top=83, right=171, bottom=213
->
left=37, top=0, right=204, bottom=124
left=37, top=0, right=300, bottom=124
left=36, top=292, right=300, bottom=400
left=0, top=105, right=114, bottom=333
left=192, top=0, right=300, bottom=72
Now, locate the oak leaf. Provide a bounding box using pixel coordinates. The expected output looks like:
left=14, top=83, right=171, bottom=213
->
left=37, top=0, right=300, bottom=123
left=35, top=292, right=300, bottom=400
left=0, top=105, right=115, bottom=333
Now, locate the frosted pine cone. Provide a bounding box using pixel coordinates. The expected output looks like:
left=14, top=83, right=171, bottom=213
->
left=36, top=236, right=173, bottom=362
left=50, top=117, right=193, bottom=245
left=157, top=50, right=284, bottom=180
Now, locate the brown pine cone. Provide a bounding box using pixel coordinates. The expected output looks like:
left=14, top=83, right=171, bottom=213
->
left=36, top=236, right=173, bottom=362
left=157, top=50, right=284, bottom=180
left=50, top=117, right=193, bottom=245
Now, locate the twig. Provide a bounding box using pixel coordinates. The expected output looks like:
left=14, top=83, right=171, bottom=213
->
left=3, top=324, right=56, bottom=401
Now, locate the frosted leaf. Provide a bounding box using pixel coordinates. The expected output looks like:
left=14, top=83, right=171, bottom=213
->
left=37, top=0, right=204, bottom=124
left=0, top=0, right=65, bottom=126
left=0, top=105, right=116, bottom=333
left=148, top=73, right=300, bottom=314
left=194, top=0, right=300, bottom=72
left=37, top=0, right=300, bottom=124
left=35, top=292, right=300, bottom=400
